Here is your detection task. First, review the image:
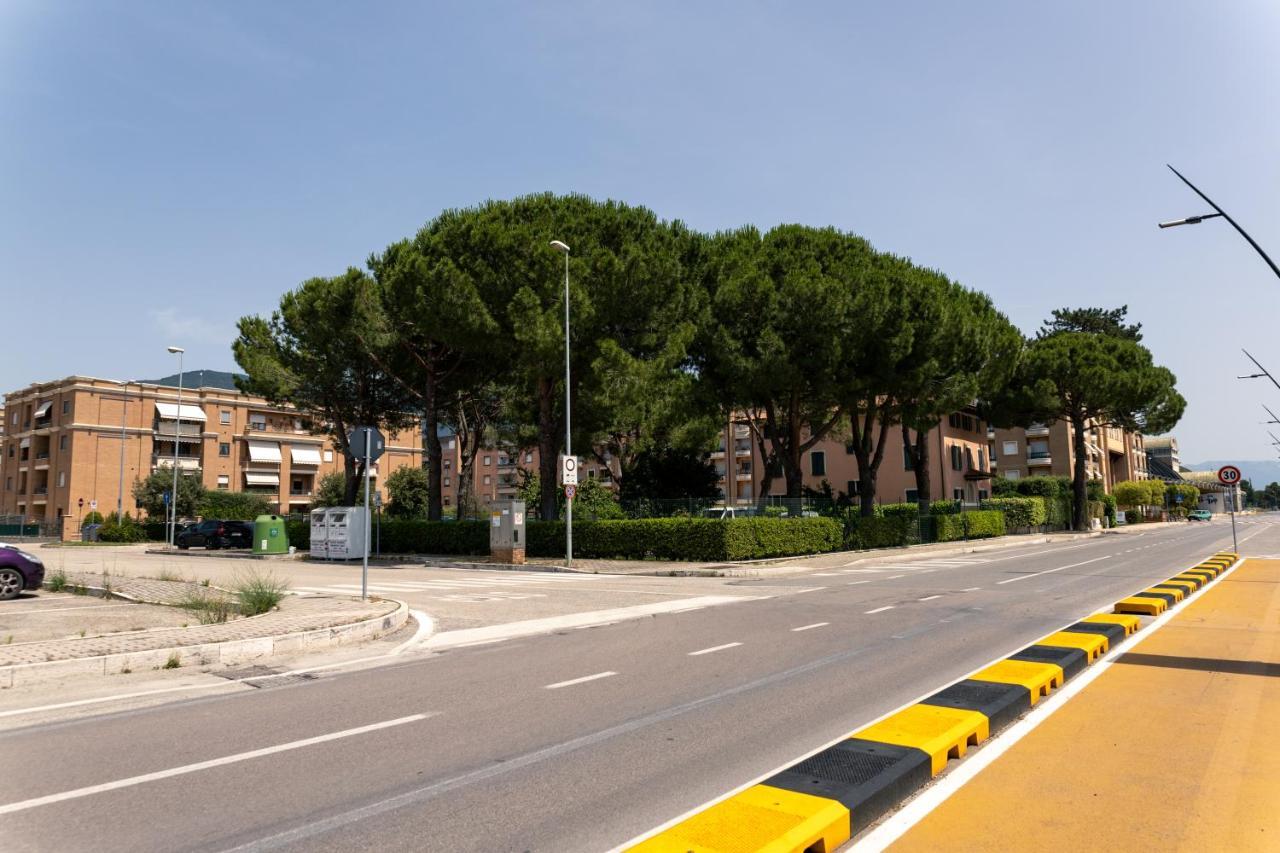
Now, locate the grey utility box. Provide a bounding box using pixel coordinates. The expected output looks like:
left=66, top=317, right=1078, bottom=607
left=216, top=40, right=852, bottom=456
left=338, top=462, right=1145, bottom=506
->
left=489, top=500, right=526, bottom=565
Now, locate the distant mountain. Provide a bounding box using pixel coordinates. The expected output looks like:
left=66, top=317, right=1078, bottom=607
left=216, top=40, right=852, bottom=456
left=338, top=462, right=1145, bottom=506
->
left=1187, top=460, right=1280, bottom=487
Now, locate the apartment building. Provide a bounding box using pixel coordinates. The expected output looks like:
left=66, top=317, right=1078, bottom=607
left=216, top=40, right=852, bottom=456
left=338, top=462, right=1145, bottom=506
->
left=712, top=407, right=995, bottom=505
left=0, top=373, right=421, bottom=524
left=431, top=432, right=613, bottom=510
left=990, top=421, right=1148, bottom=490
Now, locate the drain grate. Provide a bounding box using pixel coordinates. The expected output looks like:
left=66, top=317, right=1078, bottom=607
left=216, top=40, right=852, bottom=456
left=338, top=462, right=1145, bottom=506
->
left=215, top=665, right=317, bottom=689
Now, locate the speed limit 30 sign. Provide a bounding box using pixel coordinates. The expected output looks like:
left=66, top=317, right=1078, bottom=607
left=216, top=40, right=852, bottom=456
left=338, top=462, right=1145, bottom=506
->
left=1217, top=465, right=1242, bottom=486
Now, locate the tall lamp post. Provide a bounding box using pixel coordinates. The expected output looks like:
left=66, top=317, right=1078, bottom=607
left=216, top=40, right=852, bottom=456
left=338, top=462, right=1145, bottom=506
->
left=116, top=380, right=129, bottom=523
left=1159, top=164, right=1280, bottom=282
left=167, top=346, right=185, bottom=547
left=549, top=239, right=572, bottom=567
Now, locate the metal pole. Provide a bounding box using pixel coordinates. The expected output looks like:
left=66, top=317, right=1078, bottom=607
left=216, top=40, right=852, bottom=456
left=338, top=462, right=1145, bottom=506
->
left=117, top=383, right=127, bottom=522
left=1230, top=485, right=1239, bottom=553
left=564, top=248, right=572, bottom=568
left=362, top=430, right=371, bottom=600
left=1166, top=165, right=1280, bottom=282
left=170, top=352, right=184, bottom=547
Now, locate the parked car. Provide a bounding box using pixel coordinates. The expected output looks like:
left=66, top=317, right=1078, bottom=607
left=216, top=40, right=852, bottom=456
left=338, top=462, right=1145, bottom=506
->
left=176, top=520, right=253, bottom=550
left=0, top=542, right=45, bottom=600
left=1188, top=509, right=1212, bottom=521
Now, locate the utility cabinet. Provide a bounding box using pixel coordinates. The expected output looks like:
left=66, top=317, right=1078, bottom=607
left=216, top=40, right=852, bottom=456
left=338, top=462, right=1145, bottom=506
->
left=489, top=500, right=526, bottom=565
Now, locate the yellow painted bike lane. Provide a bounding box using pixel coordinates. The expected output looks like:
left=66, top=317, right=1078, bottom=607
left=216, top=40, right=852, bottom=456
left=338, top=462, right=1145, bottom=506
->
left=889, top=558, right=1280, bottom=852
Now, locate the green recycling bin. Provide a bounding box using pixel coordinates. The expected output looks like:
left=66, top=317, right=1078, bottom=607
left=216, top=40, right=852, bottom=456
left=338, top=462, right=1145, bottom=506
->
left=252, top=514, right=289, bottom=555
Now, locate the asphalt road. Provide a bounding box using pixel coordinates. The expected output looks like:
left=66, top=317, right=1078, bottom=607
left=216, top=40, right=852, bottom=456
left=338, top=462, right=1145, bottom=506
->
left=0, top=517, right=1269, bottom=853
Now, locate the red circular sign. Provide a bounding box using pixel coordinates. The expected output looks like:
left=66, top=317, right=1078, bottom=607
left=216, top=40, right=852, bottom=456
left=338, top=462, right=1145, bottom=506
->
left=1217, top=465, right=1242, bottom=485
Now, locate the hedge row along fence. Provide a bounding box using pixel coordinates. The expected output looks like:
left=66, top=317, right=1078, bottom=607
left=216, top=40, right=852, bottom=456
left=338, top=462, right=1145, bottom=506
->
left=286, top=517, right=844, bottom=562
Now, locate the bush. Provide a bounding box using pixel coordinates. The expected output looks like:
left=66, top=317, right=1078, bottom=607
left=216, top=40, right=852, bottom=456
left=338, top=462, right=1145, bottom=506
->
left=385, top=466, right=431, bottom=519
left=1087, top=499, right=1105, bottom=521
left=991, top=477, right=1018, bottom=497
left=1125, top=509, right=1143, bottom=525
left=845, top=514, right=916, bottom=549
left=235, top=571, right=288, bottom=616
left=81, top=511, right=104, bottom=528
left=928, top=500, right=962, bottom=515
left=378, top=520, right=490, bottom=555
left=1100, top=493, right=1117, bottom=527
left=935, top=510, right=1006, bottom=542
left=527, top=517, right=841, bottom=561
left=1014, top=476, right=1069, bottom=499
left=198, top=490, right=272, bottom=521
left=981, top=496, right=1047, bottom=529
left=98, top=512, right=147, bottom=543
left=876, top=503, right=922, bottom=521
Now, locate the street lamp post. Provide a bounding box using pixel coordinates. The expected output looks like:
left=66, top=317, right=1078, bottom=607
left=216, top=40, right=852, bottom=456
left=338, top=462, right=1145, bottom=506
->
left=550, top=239, right=572, bottom=567
left=167, top=346, right=185, bottom=547
left=1159, top=164, right=1280, bottom=282
left=117, top=380, right=128, bottom=523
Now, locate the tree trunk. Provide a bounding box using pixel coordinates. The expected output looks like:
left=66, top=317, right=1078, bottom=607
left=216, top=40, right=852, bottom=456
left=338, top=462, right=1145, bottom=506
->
left=1070, top=412, right=1090, bottom=531
left=537, top=377, right=560, bottom=521
left=423, top=384, right=443, bottom=521
left=903, top=423, right=932, bottom=514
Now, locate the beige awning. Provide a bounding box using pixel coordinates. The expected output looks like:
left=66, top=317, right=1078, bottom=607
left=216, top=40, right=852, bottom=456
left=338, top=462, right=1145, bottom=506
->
left=290, top=446, right=323, bottom=465
left=33, top=401, right=53, bottom=418
left=155, top=402, right=207, bottom=421
left=247, top=440, right=282, bottom=463
left=245, top=472, right=280, bottom=486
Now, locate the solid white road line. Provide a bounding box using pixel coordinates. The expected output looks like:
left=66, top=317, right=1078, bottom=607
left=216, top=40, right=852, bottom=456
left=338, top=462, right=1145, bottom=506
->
left=865, top=606, right=894, bottom=614
left=688, top=642, right=743, bottom=656
left=888, top=574, right=906, bottom=579
left=390, top=609, right=436, bottom=655
left=790, top=622, right=829, bottom=632
left=787, top=587, right=827, bottom=594
left=961, top=587, right=982, bottom=592
left=917, top=595, right=942, bottom=601
left=846, top=580, right=871, bottom=586
left=994, top=555, right=1110, bottom=585
left=0, top=714, right=432, bottom=816
left=6, top=603, right=131, bottom=615
left=544, top=671, right=617, bottom=690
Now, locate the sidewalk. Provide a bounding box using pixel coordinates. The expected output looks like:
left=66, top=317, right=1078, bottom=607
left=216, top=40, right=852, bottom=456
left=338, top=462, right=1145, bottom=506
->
left=886, top=557, right=1280, bottom=852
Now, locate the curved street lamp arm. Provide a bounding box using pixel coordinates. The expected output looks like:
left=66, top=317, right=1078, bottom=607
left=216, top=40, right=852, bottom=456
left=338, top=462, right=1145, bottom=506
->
left=1167, top=164, right=1280, bottom=282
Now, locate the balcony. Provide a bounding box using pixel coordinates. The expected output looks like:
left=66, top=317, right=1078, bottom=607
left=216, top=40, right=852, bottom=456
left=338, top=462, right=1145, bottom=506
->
left=152, top=455, right=201, bottom=471
left=710, top=450, right=726, bottom=459
left=735, top=472, right=753, bottom=481
left=155, top=421, right=204, bottom=438
left=1026, top=423, right=1050, bottom=437
left=1027, top=451, right=1052, bottom=466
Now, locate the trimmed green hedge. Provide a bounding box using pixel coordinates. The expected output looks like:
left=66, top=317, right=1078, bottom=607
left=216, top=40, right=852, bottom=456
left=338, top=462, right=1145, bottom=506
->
left=844, top=514, right=916, bottom=549
left=980, top=496, right=1047, bottom=529
left=935, top=510, right=1006, bottom=542
left=528, top=517, right=843, bottom=561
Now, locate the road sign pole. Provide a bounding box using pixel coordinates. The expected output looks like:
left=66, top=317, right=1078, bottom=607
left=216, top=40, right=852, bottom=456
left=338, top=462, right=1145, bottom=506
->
left=363, top=430, right=371, bottom=601
left=1217, top=466, right=1242, bottom=553
left=1231, top=486, right=1239, bottom=553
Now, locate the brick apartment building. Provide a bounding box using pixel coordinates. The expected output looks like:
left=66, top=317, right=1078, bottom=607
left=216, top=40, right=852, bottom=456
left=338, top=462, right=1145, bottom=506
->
left=0, top=373, right=421, bottom=526
left=990, top=421, right=1148, bottom=489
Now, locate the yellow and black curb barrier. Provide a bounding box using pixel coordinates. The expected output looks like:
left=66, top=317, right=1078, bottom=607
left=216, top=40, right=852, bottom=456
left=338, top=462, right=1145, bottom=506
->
left=627, top=551, right=1241, bottom=853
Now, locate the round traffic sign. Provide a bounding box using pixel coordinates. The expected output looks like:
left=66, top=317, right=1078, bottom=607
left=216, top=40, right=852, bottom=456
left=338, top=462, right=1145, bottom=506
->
left=1217, top=465, right=1242, bottom=486
left=564, top=484, right=577, bottom=500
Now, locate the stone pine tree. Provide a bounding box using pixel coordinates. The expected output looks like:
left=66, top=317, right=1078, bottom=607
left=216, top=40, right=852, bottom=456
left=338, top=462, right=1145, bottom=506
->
left=697, top=225, right=868, bottom=505
left=991, top=307, right=1185, bottom=531
left=897, top=273, right=1022, bottom=513
left=234, top=270, right=415, bottom=505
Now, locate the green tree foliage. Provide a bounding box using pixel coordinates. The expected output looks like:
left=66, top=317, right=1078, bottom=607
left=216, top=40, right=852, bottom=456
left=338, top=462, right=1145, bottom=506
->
left=132, top=466, right=204, bottom=520
left=618, top=447, right=723, bottom=504
left=698, top=225, right=869, bottom=504
left=895, top=272, right=1022, bottom=513
left=1113, top=480, right=1153, bottom=507
left=990, top=307, right=1185, bottom=530
left=234, top=270, right=415, bottom=505
left=516, top=472, right=624, bottom=520
left=1039, top=306, right=1143, bottom=341
left=385, top=466, right=431, bottom=519
left=1263, top=482, right=1280, bottom=508
left=313, top=472, right=362, bottom=508
left=198, top=491, right=272, bottom=520
left=421, top=194, right=701, bottom=522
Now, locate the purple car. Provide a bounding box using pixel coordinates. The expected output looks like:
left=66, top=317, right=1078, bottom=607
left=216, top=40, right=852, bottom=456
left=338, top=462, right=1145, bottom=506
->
left=0, top=542, right=45, bottom=601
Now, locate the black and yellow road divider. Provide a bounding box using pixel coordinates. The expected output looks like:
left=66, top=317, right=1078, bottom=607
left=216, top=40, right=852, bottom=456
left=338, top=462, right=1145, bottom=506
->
left=627, top=552, right=1239, bottom=852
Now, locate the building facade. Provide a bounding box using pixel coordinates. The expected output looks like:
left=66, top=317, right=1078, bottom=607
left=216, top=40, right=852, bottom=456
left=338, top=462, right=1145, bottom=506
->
left=990, top=421, right=1148, bottom=490
left=1, top=375, right=422, bottom=525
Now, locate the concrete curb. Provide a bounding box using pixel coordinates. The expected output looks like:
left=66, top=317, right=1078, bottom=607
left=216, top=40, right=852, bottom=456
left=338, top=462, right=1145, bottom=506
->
left=0, top=599, right=410, bottom=689
left=621, top=550, right=1241, bottom=851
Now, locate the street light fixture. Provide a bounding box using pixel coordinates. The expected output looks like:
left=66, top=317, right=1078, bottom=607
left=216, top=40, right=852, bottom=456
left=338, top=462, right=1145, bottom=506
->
left=1236, top=349, right=1280, bottom=393
left=1158, top=165, right=1280, bottom=282
left=1263, top=404, right=1280, bottom=426
left=166, top=346, right=185, bottom=547
left=549, top=239, right=572, bottom=567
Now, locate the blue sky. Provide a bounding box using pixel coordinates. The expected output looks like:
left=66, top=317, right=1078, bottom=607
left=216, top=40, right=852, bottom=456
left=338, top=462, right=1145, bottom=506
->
left=3, top=1, right=1279, bottom=463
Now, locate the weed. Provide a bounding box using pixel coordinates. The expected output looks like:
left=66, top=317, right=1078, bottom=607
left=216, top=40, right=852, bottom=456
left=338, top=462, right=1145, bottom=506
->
left=78, top=629, right=86, bottom=638
left=234, top=570, right=288, bottom=616
left=120, top=666, right=132, bottom=674
left=200, top=578, right=211, bottom=587
left=155, top=569, right=183, bottom=583
left=175, top=590, right=233, bottom=624
left=46, top=570, right=68, bottom=592
left=71, top=584, right=88, bottom=596
left=163, top=652, right=180, bottom=669
left=3, top=635, right=11, bottom=645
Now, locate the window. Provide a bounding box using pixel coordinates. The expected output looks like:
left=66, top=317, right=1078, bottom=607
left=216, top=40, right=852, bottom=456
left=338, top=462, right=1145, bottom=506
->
left=950, top=445, right=963, bottom=471
left=978, top=449, right=986, bottom=469
left=57, top=472, right=65, bottom=487
left=588, top=469, right=597, bottom=478
left=62, top=400, right=70, bottom=415
left=483, top=474, right=491, bottom=485
left=59, top=435, right=67, bottom=451
left=219, top=442, right=230, bottom=457
left=217, top=474, right=229, bottom=490
left=220, top=411, right=231, bottom=425
left=1005, top=469, right=1021, bottom=481
left=444, top=496, right=451, bottom=506
left=524, top=452, right=533, bottom=463
left=847, top=480, right=860, bottom=497
left=1002, top=441, right=1017, bottom=456
left=905, top=489, right=919, bottom=503
left=443, top=477, right=450, bottom=487
left=250, top=415, right=267, bottom=430
left=903, top=444, right=914, bottom=471
left=4, top=477, right=10, bottom=491
left=483, top=456, right=491, bottom=466
left=978, top=489, right=989, bottom=501
left=810, top=451, right=826, bottom=476
left=964, top=447, right=974, bottom=470
left=323, top=450, right=333, bottom=463
left=948, top=413, right=961, bottom=429
left=953, top=488, right=965, bottom=501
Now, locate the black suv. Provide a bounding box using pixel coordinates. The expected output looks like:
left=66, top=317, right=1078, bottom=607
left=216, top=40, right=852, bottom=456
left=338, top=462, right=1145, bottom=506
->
left=176, top=520, right=252, bottom=550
